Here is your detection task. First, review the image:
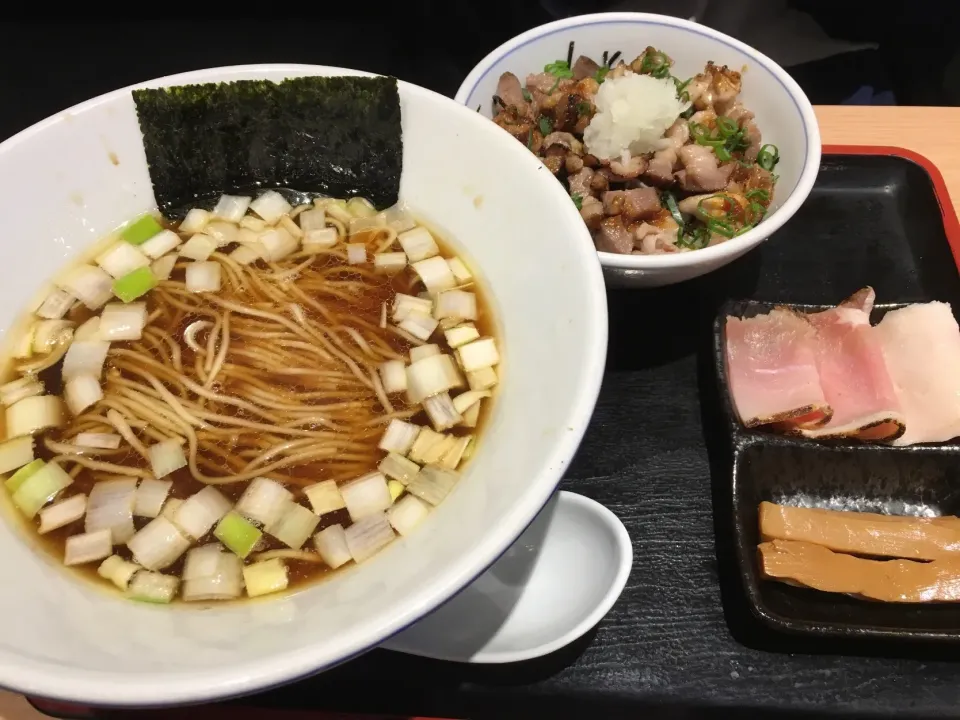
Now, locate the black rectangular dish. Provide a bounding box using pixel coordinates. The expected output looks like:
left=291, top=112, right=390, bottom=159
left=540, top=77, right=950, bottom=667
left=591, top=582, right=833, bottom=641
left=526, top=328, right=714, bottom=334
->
left=28, top=152, right=960, bottom=719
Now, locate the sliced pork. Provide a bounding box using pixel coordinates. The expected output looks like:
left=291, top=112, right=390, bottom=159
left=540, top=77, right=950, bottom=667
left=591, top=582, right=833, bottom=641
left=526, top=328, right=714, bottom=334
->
left=796, top=295, right=904, bottom=441
left=595, top=215, right=634, bottom=254
left=760, top=502, right=960, bottom=561
left=676, top=145, right=735, bottom=192
left=602, top=188, right=660, bottom=221
left=874, top=302, right=960, bottom=445
left=724, top=309, right=830, bottom=427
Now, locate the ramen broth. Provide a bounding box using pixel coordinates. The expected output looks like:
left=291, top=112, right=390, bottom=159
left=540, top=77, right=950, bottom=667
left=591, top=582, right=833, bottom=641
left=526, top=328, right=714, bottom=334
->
left=0, top=193, right=499, bottom=603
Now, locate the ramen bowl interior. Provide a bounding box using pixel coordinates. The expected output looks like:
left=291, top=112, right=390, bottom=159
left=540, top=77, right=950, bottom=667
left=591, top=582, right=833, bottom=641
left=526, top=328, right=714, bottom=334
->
left=0, top=65, right=607, bottom=706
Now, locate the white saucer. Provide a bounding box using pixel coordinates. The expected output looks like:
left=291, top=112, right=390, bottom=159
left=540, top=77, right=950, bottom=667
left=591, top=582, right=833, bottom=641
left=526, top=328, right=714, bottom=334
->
left=380, top=491, right=633, bottom=663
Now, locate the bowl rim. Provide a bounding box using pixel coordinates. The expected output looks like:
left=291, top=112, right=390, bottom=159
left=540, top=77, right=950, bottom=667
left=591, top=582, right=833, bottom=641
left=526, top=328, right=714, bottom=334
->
left=454, top=11, right=823, bottom=270
left=0, top=63, right=609, bottom=707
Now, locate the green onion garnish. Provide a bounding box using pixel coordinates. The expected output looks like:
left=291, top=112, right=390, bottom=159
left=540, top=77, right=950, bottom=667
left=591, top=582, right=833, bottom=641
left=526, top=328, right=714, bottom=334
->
left=716, top=116, right=738, bottom=138
left=5, top=459, right=44, bottom=493
left=526, top=129, right=534, bottom=150
left=662, top=191, right=685, bottom=229
left=571, top=194, right=583, bottom=211
left=715, top=146, right=732, bottom=162
left=746, top=188, right=770, bottom=202
left=576, top=101, right=592, bottom=116
left=595, top=66, right=610, bottom=83
left=676, top=224, right=711, bottom=250
left=121, top=214, right=164, bottom=246
left=113, top=266, right=158, bottom=303
left=214, top=511, right=262, bottom=559
left=640, top=50, right=670, bottom=78
left=544, top=60, right=574, bottom=79
left=757, top=144, right=780, bottom=171
left=538, top=116, right=553, bottom=136
left=521, top=88, right=533, bottom=103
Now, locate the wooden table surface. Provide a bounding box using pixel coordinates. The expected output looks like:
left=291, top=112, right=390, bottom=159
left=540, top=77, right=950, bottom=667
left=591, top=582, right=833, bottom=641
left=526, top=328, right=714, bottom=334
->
left=1, top=104, right=959, bottom=720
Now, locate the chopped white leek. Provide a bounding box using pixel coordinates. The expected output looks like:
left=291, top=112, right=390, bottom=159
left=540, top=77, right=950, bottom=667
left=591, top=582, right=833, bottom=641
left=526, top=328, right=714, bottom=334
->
left=127, top=516, right=190, bottom=570
left=445, top=324, right=480, bottom=349
left=397, top=227, right=440, bottom=263
left=161, top=497, right=183, bottom=521
left=96, top=241, right=150, bottom=279
left=237, top=227, right=260, bottom=245
left=452, top=390, right=491, bottom=415
left=313, top=524, right=352, bottom=568
left=74, top=432, right=121, bottom=449
left=407, top=466, right=460, bottom=506
left=12, top=324, right=34, bottom=359
left=259, top=227, right=299, bottom=261
left=408, top=427, right=448, bottom=464
left=266, top=502, right=320, bottom=549
left=12, top=460, right=71, bottom=518
left=340, top=471, right=392, bottom=521
left=230, top=243, right=264, bottom=266
left=303, top=228, right=338, bottom=252
left=148, top=438, right=187, bottom=479
left=62, top=340, right=110, bottom=380
left=64, top=529, right=112, bottom=566
left=134, top=478, right=172, bottom=518
left=388, top=479, right=404, bottom=501
left=243, top=558, right=289, bottom=598
left=434, top=290, right=477, bottom=321
left=98, top=554, right=141, bottom=590
left=173, top=486, right=232, bottom=539
left=0, top=376, right=43, bottom=407
left=151, top=254, right=178, bottom=281
left=39, top=493, right=86, bottom=534
left=344, top=512, right=395, bottom=563
left=32, top=319, right=73, bottom=353
left=6, top=395, right=64, bottom=437
left=457, top=337, right=500, bottom=372
left=398, top=310, right=439, bottom=342
left=279, top=215, right=303, bottom=239
left=412, top=256, right=457, bottom=294
left=406, top=353, right=462, bottom=403
left=304, top=480, right=346, bottom=515
left=378, top=360, right=407, bottom=394
left=74, top=316, right=101, bottom=342
left=374, top=252, right=407, bottom=274
left=392, top=293, right=433, bottom=322
left=239, top=215, right=267, bottom=231
left=180, top=233, right=218, bottom=261
left=447, top=257, right=473, bottom=283
left=423, top=392, right=462, bottom=431
left=467, top=366, right=498, bottom=391
left=36, top=288, right=74, bottom=320
left=64, top=374, right=103, bottom=416
left=409, top=344, right=440, bottom=363
left=204, top=221, right=239, bottom=247
left=461, top=401, right=480, bottom=428
left=383, top=204, right=417, bottom=233
left=213, top=194, right=252, bottom=223
left=350, top=213, right=385, bottom=235
left=347, top=197, right=378, bottom=218
left=298, top=208, right=326, bottom=232
left=86, top=477, right=136, bottom=544
left=387, top=494, right=430, bottom=537
left=139, top=229, right=181, bottom=260
left=378, top=453, right=421, bottom=485
left=182, top=551, right=243, bottom=602
left=180, top=208, right=211, bottom=234
left=378, top=419, right=420, bottom=455
left=183, top=544, right=223, bottom=581
left=58, top=264, right=113, bottom=310
left=439, top=435, right=472, bottom=470
left=250, top=190, right=292, bottom=224
left=324, top=200, right=352, bottom=224
left=347, top=243, right=367, bottom=265
left=185, top=261, right=222, bottom=293
left=236, top=477, right=293, bottom=526
left=99, top=302, right=146, bottom=341
left=128, top=571, right=179, bottom=603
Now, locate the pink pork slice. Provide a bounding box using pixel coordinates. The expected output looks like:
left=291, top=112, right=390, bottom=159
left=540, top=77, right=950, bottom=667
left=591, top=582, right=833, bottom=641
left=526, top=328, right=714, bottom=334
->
left=798, top=298, right=905, bottom=441
left=874, top=301, right=960, bottom=446
left=724, top=308, right=830, bottom=427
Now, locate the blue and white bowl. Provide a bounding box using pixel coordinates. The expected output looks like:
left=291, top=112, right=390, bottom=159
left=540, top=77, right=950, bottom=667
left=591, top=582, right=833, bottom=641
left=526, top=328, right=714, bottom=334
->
left=456, top=13, right=821, bottom=288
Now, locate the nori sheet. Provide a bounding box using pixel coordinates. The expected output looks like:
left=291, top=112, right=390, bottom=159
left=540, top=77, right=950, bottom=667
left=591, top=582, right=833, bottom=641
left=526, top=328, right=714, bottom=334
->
left=132, top=76, right=402, bottom=215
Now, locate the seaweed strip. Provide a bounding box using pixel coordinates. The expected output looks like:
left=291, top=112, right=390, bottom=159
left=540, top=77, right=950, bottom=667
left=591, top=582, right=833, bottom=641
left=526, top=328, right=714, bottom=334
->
left=132, top=76, right=402, bottom=215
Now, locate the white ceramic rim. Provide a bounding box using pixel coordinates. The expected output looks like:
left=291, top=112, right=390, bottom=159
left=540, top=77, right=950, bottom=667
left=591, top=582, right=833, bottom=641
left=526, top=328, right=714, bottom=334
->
left=471, top=491, right=633, bottom=664
left=0, top=64, right=609, bottom=707
left=455, top=12, right=823, bottom=270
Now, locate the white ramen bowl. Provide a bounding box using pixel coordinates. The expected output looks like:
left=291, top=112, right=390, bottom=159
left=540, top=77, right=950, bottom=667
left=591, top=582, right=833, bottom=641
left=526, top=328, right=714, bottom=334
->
left=455, top=12, right=821, bottom=288
left=0, top=65, right=607, bottom=706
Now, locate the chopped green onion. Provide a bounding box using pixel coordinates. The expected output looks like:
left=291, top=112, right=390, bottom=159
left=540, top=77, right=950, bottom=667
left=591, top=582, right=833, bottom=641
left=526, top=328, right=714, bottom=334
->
left=716, top=116, right=738, bottom=138
left=681, top=106, right=696, bottom=120
left=544, top=60, right=573, bottom=79
left=576, top=101, right=591, bottom=116
left=662, top=192, right=685, bottom=229
left=121, top=214, right=164, bottom=246
left=715, top=146, right=732, bottom=162
left=595, top=66, right=610, bottom=83
left=214, top=511, right=262, bottom=559
left=548, top=77, right=561, bottom=94
left=12, top=461, right=72, bottom=519
left=112, top=266, right=158, bottom=303
left=571, top=193, right=583, bottom=211
left=521, top=88, right=533, bottom=103
left=5, top=458, right=44, bottom=493
left=640, top=50, right=670, bottom=78
left=757, top=144, right=780, bottom=171
left=538, top=116, right=553, bottom=136
left=676, top=224, right=711, bottom=250
left=746, top=188, right=770, bottom=202
left=526, top=129, right=534, bottom=149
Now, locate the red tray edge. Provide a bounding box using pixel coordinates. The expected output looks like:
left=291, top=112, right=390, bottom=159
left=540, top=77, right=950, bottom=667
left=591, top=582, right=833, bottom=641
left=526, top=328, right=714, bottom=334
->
left=823, top=144, right=960, bottom=272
